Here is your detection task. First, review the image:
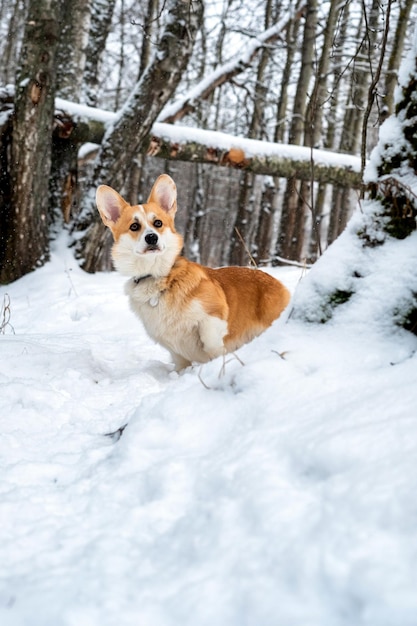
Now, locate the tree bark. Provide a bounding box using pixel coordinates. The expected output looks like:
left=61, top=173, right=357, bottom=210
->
left=297, top=0, right=339, bottom=261
left=255, top=2, right=301, bottom=267
left=274, top=3, right=302, bottom=143
left=256, top=178, right=279, bottom=264
left=0, top=0, right=27, bottom=85
left=123, top=0, right=160, bottom=205
left=0, top=109, right=13, bottom=269
left=0, top=0, right=63, bottom=284
left=383, top=0, right=414, bottom=116
left=138, top=0, right=158, bottom=78
left=51, top=0, right=92, bottom=225
left=82, top=0, right=116, bottom=107
left=276, top=0, right=318, bottom=262
left=56, top=0, right=91, bottom=101
left=230, top=0, right=274, bottom=265
left=327, top=0, right=380, bottom=246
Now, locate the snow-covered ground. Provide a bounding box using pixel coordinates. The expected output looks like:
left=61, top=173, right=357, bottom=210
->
left=1, top=234, right=417, bottom=626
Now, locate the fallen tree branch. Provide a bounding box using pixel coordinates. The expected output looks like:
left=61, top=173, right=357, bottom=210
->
left=1, top=85, right=362, bottom=188
left=143, top=126, right=362, bottom=187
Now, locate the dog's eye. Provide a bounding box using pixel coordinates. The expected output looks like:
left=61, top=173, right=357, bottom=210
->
left=129, top=222, right=140, bottom=232
left=154, top=219, right=163, bottom=228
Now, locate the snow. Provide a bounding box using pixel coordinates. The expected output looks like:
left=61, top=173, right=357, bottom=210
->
left=1, top=231, right=417, bottom=625
left=55, top=96, right=115, bottom=124
left=363, top=116, right=404, bottom=184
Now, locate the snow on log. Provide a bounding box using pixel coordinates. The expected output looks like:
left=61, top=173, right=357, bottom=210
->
left=0, top=85, right=362, bottom=188
left=145, top=123, right=361, bottom=188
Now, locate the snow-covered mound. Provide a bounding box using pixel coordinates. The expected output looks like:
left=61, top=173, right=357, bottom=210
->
left=1, top=236, right=416, bottom=626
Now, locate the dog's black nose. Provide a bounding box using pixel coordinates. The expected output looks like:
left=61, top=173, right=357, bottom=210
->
left=145, top=233, right=158, bottom=246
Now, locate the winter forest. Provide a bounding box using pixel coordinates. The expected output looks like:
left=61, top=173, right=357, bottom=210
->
left=2, top=0, right=417, bottom=623
left=0, top=0, right=416, bottom=284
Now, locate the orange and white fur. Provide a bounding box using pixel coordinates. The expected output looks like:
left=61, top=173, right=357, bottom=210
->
left=96, top=174, right=290, bottom=370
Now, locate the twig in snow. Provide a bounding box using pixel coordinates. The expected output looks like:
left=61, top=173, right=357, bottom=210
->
left=0, top=293, right=14, bottom=334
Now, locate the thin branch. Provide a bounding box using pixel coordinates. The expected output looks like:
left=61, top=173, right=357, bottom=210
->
left=360, top=0, right=392, bottom=193
left=234, top=227, right=258, bottom=267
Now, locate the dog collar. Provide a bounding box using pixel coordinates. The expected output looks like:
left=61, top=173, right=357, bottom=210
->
left=133, top=274, right=152, bottom=285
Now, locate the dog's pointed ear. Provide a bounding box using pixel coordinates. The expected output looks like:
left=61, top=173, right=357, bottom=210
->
left=147, top=174, right=177, bottom=216
left=96, top=185, right=128, bottom=227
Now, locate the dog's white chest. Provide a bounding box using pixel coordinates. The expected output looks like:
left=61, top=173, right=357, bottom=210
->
left=134, top=292, right=182, bottom=338
left=126, top=279, right=227, bottom=365
left=126, top=281, right=174, bottom=338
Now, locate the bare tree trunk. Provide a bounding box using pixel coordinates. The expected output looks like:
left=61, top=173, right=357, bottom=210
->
left=230, top=172, right=257, bottom=265
left=56, top=0, right=91, bottom=101
left=276, top=0, right=317, bottom=262
left=0, top=109, right=13, bottom=270
left=0, top=0, right=62, bottom=284
left=114, top=0, right=126, bottom=111
left=305, top=0, right=338, bottom=149
left=383, top=0, right=414, bottom=116
left=328, top=0, right=380, bottom=246
left=0, top=0, right=27, bottom=84
left=229, top=0, right=274, bottom=265
left=125, top=0, right=160, bottom=205
left=183, top=163, right=205, bottom=262
left=310, top=0, right=350, bottom=256
left=298, top=0, right=339, bottom=262
left=50, top=0, right=92, bottom=225
left=307, top=182, right=327, bottom=261
left=138, top=0, right=158, bottom=78
left=196, top=169, right=239, bottom=267
left=256, top=178, right=279, bottom=265
left=256, top=1, right=301, bottom=266
left=275, top=2, right=302, bottom=143
left=82, top=0, right=116, bottom=107
left=360, top=0, right=393, bottom=181
left=76, top=0, right=204, bottom=273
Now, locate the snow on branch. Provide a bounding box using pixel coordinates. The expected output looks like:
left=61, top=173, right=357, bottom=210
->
left=158, top=7, right=306, bottom=124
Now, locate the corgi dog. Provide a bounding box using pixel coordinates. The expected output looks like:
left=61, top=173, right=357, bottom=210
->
left=96, top=174, right=290, bottom=370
